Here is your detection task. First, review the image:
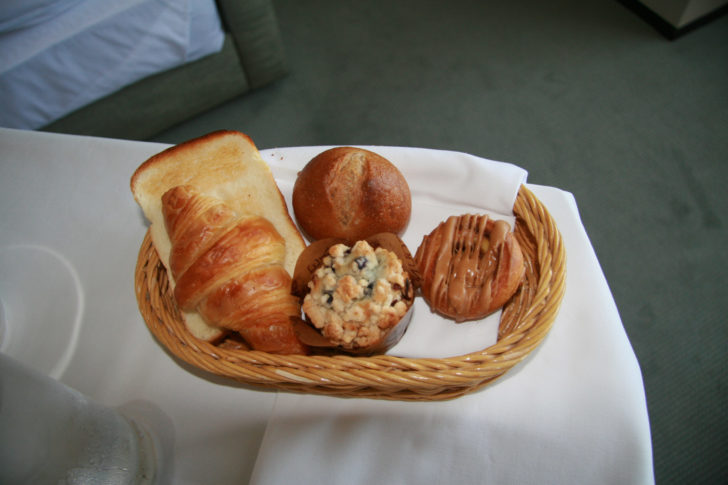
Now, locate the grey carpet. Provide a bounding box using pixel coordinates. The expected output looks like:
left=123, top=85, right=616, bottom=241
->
left=152, top=1, right=728, bottom=483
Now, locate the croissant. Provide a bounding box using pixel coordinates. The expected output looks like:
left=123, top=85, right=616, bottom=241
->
left=415, top=214, right=525, bottom=322
left=161, top=185, right=307, bottom=354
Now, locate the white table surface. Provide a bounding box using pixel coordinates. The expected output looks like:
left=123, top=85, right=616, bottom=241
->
left=0, top=128, right=654, bottom=484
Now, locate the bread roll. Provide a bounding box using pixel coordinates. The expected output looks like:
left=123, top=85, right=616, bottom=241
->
left=131, top=130, right=306, bottom=346
left=292, top=147, right=411, bottom=241
left=415, top=214, right=524, bottom=322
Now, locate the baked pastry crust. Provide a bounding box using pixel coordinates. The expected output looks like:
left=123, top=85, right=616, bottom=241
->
left=162, top=185, right=306, bottom=354
left=415, top=214, right=525, bottom=322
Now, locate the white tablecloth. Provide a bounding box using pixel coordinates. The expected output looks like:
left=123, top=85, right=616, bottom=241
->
left=0, top=128, right=654, bottom=484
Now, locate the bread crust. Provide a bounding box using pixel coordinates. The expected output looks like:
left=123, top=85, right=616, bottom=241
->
left=292, top=147, right=411, bottom=242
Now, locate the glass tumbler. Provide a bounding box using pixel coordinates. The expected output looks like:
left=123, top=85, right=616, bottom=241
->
left=0, top=352, right=159, bottom=484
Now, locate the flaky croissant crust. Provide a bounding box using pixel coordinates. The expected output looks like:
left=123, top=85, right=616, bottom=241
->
left=415, top=214, right=525, bottom=322
left=161, top=185, right=306, bottom=354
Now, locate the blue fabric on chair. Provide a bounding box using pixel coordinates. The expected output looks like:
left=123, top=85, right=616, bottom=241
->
left=0, top=0, right=83, bottom=32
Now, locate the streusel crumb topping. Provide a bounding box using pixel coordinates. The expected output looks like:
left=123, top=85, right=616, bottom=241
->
left=302, top=240, right=412, bottom=349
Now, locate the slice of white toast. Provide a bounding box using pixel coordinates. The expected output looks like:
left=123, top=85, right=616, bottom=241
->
left=131, top=130, right=306, bottom=342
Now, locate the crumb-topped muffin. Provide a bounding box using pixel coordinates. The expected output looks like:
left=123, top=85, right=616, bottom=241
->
left=302, top=240, right=413, bottom=350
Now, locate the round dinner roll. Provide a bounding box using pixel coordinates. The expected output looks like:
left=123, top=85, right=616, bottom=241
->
left=292, top=147, right=412, bottom=241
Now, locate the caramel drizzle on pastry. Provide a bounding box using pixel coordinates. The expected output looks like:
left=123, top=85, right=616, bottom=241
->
left=416, top=214, right=520, bottom=322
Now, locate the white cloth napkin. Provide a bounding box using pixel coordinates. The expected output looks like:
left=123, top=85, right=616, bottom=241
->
left=264, top=145, right=528, bottom=358
left=250, top=147, right=654, bottom=485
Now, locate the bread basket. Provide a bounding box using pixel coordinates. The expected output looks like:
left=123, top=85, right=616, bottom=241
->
left=134, top=185, right=565, bottom=401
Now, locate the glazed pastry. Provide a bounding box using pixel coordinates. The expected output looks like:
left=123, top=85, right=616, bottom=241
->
left=302, top=240, right=414, bottom=351
left=415, top=214, right=524, bottom=322
left=162, top=185, right=306, bottom=354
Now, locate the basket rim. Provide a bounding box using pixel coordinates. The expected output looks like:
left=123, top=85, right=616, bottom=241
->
left=134, top=185, right=566, bottom=399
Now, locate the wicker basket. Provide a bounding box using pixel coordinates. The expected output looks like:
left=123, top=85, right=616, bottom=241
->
left=134, top=185, right=566, bottom=401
